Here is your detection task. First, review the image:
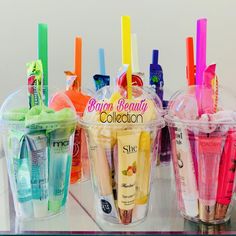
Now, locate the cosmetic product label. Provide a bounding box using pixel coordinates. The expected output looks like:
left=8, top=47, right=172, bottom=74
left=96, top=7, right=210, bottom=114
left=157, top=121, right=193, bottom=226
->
left=48, top=129, right=72, bottom=212
left=9, top=131, right=33, bottom=218
left=170, top=134, right=185, bottom=213
left=88, top=131, right=118, bottom=218
left=198, top=133, right=224, bottom=221
left=117, top=131, right=140, bottom=224
left=26, top=132, right=48, bottom=201
left=90, top=142, right=113, bottom=196
left=97, top=195, right=118, bottom=218
left=15, top=157, right=32, bottom=203
left=9, top=132, right=32, bottom=202
left=174, top=126, right=198, bottom=217
left=118, top=144, right=137, bottom=210
left=93, top=74, right=110, bottom=91
left=149, top=66, right=163, bottom=102
left=27, top=60, right=43, bottom=108
left=51, top=137, right=70, bottom=154
left=198, top=135, right=223, bottom=201
left=216, top=131, right=236, bottom=206
left=205, top=130, right=233, bottom=221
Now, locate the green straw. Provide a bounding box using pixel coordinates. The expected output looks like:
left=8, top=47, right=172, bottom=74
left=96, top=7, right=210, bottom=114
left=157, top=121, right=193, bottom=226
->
left=38, top=23, right=48, bottom=106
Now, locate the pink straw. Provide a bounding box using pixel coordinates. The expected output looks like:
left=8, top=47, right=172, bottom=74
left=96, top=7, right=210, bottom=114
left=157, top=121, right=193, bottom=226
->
left=196, top=18, right=207, bottom=85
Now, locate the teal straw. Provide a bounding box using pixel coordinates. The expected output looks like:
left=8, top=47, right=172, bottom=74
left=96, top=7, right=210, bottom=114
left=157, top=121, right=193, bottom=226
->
left=38, top=23, right=48, bottom=106
left=99, top=48, right=106, bottom=75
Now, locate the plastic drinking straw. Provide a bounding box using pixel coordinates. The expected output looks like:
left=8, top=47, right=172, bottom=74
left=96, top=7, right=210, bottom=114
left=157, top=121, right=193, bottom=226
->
left=74, top=37, right=82, bottom=91
left=152, top=49, right=159, bottom=65
left=196, top=18, right=207, bottom=85
left=131, top=33, right=140, bottom=72
left=121, top=16, right=132, bottom=99
left=196, top=18, right=207, bottom=115
left=99, top=48, right=106, bottom=75
left=186, top=37, right=195, bottom=86
left=38, top=23, right=48, bottom=106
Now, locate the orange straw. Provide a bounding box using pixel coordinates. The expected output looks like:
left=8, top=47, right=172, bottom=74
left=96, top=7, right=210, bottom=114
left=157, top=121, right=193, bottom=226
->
left=74, top=37, right=82, bottom=91
left=186, top=37, right=195, bottom=86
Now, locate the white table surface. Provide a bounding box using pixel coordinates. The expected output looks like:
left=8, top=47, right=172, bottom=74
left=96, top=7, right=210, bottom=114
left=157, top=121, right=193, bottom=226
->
left=1, top=157, right=236, bottom=234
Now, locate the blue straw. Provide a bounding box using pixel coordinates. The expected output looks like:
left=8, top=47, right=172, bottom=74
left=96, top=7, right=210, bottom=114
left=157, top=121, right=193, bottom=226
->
left=99, top=48, right=106, bottom=75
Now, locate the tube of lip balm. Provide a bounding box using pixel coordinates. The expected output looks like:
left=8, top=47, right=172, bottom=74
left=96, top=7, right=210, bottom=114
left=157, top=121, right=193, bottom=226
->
left=26, top=132, right=48, bottom=218
left=117, top=131, right=140, bottom=224
left=215, top=130, right=236, bottom=219
left=174, top=126, right=199, bottom=217
left=48, top=128, right=74, bottom=213
left=198, top=133, right=224, bottom=222
left=169, top=128, right=185, bottom=213
left=87, top=131, right=117, bottom=219
left=6, top=131, right=33, bottom=218
left=8, top=131, right=33, bottom=218
left=134, top=131, right=151, bottom=220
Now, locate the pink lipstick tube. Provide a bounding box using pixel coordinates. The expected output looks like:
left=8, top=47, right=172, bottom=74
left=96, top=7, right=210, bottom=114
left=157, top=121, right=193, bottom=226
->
left=215, top=129, right=236, bottom=220
left=197, top=132, right=225, bottom=223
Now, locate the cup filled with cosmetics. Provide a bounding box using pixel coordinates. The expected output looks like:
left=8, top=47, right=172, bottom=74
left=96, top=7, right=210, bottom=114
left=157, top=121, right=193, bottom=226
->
left=165, top=85, right=236, bottom=224
left=78, top=85, right=165, bottom=225
left=0, top=62, right=77, bottom=220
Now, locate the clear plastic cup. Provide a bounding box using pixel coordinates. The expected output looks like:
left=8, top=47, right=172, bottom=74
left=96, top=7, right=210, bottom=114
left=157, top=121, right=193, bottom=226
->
left=78, top=86, right=165, bottom=225
left=165, top=85, right=236, bottom=224
left=0, top=86, right=77, bottom=220
left=49, top=88, right=91, bottom=184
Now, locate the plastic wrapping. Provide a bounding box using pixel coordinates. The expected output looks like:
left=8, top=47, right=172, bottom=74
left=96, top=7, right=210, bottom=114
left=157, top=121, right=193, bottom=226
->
left=0, top=86, right=77, bottom=220
left=79, top=85, right=165, bottom=225
left=165, top=85, right=236, bottom=224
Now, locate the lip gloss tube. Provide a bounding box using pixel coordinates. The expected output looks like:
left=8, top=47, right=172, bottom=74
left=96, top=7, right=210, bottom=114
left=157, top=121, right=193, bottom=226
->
left=197, top=133, right=225, bottom=222
left=169, top=127, right=185, bottom=213
left=215, top=130, right=236, bottom=220
left=174, top=126, right=199, bottom=217
left=117, top=131, right=140, bottom=224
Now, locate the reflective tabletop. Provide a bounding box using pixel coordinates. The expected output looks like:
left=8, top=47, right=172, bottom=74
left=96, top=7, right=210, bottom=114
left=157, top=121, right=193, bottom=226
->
left=1, top=157, right=236, bottom=235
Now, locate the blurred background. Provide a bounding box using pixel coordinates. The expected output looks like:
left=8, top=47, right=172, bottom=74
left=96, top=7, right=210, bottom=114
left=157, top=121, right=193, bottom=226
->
left=0, top=0, right=235, bottom=102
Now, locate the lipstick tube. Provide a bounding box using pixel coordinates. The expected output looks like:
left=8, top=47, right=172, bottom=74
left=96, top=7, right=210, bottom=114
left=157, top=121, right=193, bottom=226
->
left=174, top=126, right=199, bottom=217
left=197, top=133, right=225, bottom=222
left=87, top=131, right=117, bottom=219
left=215, top=130, right=236, bottom=220
left=117, top=131, right=140, bottom=224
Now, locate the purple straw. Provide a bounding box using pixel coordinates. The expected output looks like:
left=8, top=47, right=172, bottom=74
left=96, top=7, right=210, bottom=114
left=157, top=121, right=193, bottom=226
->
left=196, top=18, right=207, bottom=115
left=196, top=18, right=207, bottom=85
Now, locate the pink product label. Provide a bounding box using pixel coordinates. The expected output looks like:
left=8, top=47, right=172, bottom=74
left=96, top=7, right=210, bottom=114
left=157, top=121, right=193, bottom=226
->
left=217, top=131, right=236, bottom=205
left=198, top=135, right=223, bottom=201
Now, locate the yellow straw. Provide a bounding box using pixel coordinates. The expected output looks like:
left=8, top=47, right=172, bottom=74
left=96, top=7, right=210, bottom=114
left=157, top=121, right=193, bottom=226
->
left=121, top=16, right=132, bottom=99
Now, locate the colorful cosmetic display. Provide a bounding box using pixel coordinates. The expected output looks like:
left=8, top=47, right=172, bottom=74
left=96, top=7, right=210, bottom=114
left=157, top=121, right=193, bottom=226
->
left=166, top=85, right=236, bottom=224
left=78, top=16, right=165, bottom=225
left=79, top=85, right=164, bottom=225
left=0, top=85, right=77, bottom=220
left=51, top=37, right=91, bottom=184
left=165, top=18, right=236, bottom=225
left=0, top=24, right=77, bottom=220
